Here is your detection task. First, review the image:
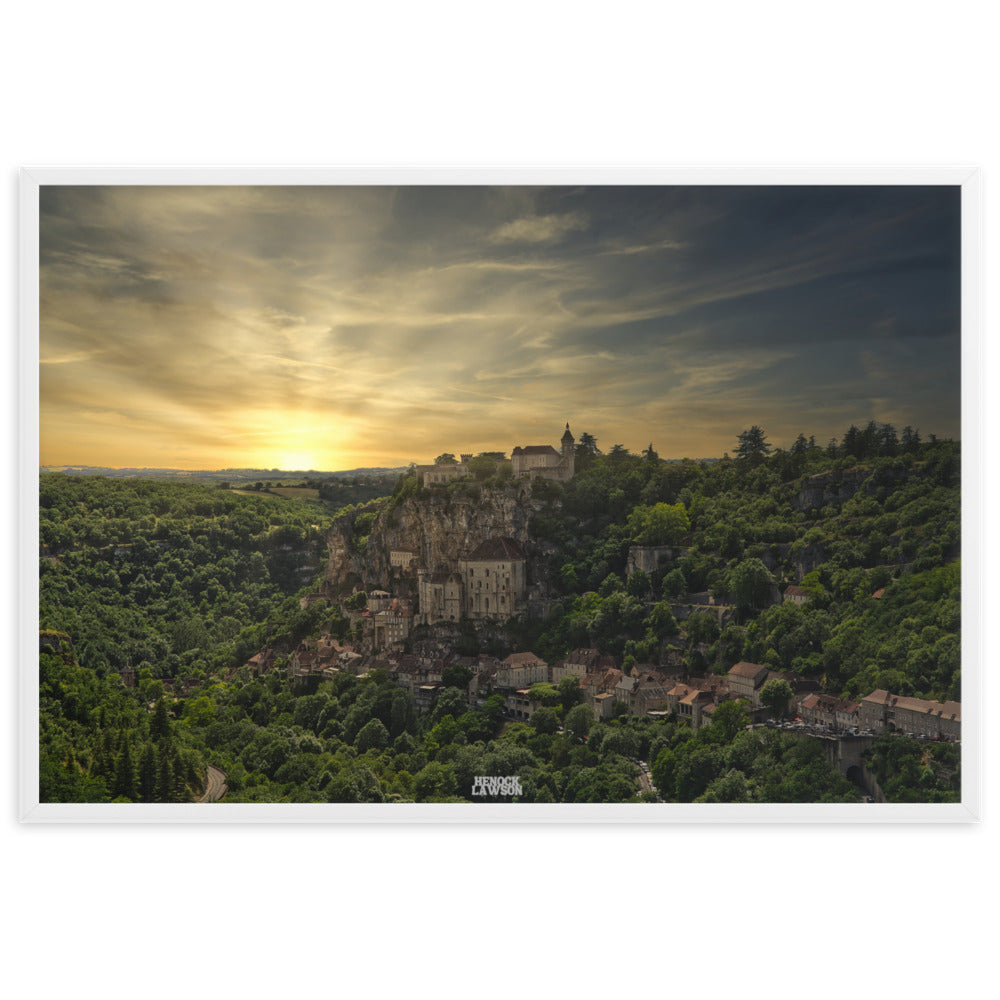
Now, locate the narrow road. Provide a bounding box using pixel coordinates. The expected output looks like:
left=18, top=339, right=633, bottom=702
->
left=198, top=765, right=228, bottom=803
left=636, top=760, right=664, bottom=801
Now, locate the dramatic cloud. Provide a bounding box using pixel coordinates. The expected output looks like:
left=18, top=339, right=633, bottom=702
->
left=38, top=184, right=961, bottom=470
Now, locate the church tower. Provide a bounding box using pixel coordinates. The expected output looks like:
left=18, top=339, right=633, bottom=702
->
left=561, top=423, right=575, bottom=479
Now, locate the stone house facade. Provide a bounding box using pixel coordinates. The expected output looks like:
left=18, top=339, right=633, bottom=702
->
left=858, top=690, right=961, bottom=741
left=414, top=537, right=529, bottom=625
left=666, top=682, right=718, bottom=729
left=727, top=661, right=770, bottom=705
left=417, top=462, right=469, bottom=485
left=551, top=648, right=616, bottom=683
left=417, top=571, right=464, bottom=624
left=798, top=692, right=859, bottom=730
left=389, top=547, right=418, bottom=570
left=459, top=537, right=527, bottom=621
left=496, top=652, right=548, bottom=689
left=373, top=598, right=414, bottom=650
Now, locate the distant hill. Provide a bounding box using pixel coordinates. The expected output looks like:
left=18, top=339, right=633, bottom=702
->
left=39, top=465, right=410, bottom=482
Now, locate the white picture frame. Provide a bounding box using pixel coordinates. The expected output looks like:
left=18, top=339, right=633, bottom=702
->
left=19, top=165, right=982, bottom=824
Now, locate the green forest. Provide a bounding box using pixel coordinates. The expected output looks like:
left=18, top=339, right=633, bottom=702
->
left=37, top=422, right=961, bottom=805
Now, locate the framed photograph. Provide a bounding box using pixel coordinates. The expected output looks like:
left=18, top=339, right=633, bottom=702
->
left=19, top=167, right=980, bottom=823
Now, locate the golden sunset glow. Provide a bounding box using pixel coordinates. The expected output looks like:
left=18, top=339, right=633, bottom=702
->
left=39, top=185, right=961, bottom=470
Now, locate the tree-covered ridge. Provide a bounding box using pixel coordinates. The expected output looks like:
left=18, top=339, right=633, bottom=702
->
left=37, top=422, right=960, bottom=806
left=39, top=474, right=339, bottom=685
left=519, top=429, right=959, bottom=704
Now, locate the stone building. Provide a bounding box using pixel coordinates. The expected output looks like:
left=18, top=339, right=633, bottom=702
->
left=373, top=598, right=414, bottom=650
left=663, top=675, right=731, bottom=728
left=783, top=584, right=810, bottom=606
left=550, top=648, right=616, bottom=683
left=459, top=537, right=527, bottom=621
left=415, top=536, right=528, bottom=623
left=417, top=571, right=464, bottom=624
left=389, top=547, right=419, bottom=570
left=858, top=690, right=961, bottom=741
left=417, top=461, right=468, bottom=485
left=666, top=682, right=718, bottom=729
left=511, top=424, right=576, bottom=481
left=615, top=675, right=673, bottom=716
left=496, top=652, right=548, bottom=689
left=798, top=692, right=859, bottom=730
left=367, top=589, right=392, bottom=612
left=415, top=424, right=576, bottom=485
left=727, top=661, right=770, bottom=705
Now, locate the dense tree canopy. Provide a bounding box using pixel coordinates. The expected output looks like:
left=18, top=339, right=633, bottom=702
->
left=38, top=424, right=960, bottom=806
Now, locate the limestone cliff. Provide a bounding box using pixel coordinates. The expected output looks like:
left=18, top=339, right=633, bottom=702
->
left=322, top=484, right=550, bottom=597
left=793, top=465, right=915, bottom=510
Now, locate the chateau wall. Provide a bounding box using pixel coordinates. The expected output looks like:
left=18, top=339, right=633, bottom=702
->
left=459, top=555, right=526, bottom=620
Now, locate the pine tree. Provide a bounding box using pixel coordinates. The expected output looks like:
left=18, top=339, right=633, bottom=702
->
left=112, top=740, right=137, bottom=800
left=150, top=697, right=171, bottom=741
left=156, top=752, right=173, bottom=802
left=170, top=747, right=188, bottom=802
left=138, top=743, right=158, bottom=802
left=735, top=426, right=771, bottom=464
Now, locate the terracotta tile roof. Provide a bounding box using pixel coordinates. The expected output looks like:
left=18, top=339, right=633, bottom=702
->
left=728, top=661, right=769, bottom=680
left=801, top=693, right=857, bottom=713
left=502, top=652, right=546, bottom=667
left=581, top=667, right=623, bottom=691
left=862, top=689, right=960, bottom=722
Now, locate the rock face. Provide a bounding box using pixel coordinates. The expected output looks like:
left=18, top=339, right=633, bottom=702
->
left=322, top=485, right=544, bottom=598
left=793, top=465, right=915, bottom=510
left=626, top=545, right=674, bottom=578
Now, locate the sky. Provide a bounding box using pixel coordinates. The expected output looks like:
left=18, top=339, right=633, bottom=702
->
left=38, top=184, right=962, bottom=470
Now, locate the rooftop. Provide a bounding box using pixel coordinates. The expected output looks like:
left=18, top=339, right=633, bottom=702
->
left=728, top=661, right=769, bottom=679
left=466, top=537, right=526, bottom=561
left=511, top=445, right=560, bottom=456
left=502, top=651, right=546, bottom=667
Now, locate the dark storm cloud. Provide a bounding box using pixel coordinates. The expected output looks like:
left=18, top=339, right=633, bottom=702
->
left=39, top=184, right=961, bottom=468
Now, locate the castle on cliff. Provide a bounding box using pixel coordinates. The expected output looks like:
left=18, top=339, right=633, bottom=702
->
left=416, top=424, right=575, bottom=486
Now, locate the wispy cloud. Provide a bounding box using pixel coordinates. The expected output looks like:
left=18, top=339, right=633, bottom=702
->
left=489, top=211, right=588, bottom=244
left=38, top=185, right=961, bottom=468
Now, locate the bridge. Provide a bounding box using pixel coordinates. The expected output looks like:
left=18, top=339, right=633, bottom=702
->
left=760, top=725, right=882, bottom=800
left=809, top=732, right=877, bottom=783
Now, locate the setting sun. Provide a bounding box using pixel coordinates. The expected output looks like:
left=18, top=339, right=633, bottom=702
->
left=275, top=452, right=317, bottom=472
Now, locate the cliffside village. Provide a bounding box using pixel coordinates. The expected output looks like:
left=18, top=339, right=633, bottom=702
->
left=237, top=422, right=960, bottom=746
left=244, top=634, right=960, bottom=743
